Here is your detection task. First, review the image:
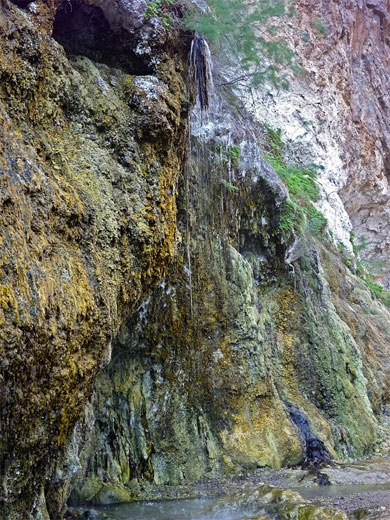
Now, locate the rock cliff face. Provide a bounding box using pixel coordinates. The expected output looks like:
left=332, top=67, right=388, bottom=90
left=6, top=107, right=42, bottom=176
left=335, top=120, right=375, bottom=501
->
left=1, top=1, right=390, bottom=519
left=64, top=87, right=390, bottom=512
left=0, top=1, right=190, bottom=517
left=248, top=0, right=390, bottom=286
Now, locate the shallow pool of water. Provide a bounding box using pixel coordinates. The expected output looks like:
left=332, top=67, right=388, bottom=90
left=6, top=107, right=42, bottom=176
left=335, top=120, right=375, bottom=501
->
left=76, top=481, right=390, bottom=520
left=80, top=498, right=259, bottom=520
left=296, top=481, right=390, bottom=499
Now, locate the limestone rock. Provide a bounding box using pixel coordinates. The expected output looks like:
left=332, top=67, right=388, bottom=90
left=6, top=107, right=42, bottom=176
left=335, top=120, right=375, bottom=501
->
left=0, top=1, right=189, bottom=517
left=243, top=0, right=390, bottom=286
left=67, top=81, right=390, bottom=508
left=2, top=0, right=390, bottom=518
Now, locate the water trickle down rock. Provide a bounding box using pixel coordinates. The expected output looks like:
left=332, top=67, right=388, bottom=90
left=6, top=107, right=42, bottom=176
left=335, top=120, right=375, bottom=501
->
left=3, top=1, right=390, bottom=518
left=287, top=405, right=331, bottom=469
left=60, top=68, right=390, bottom=513
left=189, top=34, right=214, bottom=112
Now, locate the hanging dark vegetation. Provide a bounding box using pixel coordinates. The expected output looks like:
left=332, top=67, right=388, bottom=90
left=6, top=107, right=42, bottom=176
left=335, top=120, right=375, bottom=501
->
left=141, top=1, right=214, bottom=110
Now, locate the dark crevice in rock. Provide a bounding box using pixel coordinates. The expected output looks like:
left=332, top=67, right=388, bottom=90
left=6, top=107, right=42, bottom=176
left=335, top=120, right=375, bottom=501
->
left=8, top=0, right=30, bottom=7
left=52, top=1, right=153, bottom=74
left=287, top=405, right=332, bottom=468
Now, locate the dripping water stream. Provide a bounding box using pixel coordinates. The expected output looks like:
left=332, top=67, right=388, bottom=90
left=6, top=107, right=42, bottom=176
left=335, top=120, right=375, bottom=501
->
left=189, top=34, right=214, bottom=113
left=74, top=28, right=390, bottom=520
left=185, top=34, right=214, bottom=318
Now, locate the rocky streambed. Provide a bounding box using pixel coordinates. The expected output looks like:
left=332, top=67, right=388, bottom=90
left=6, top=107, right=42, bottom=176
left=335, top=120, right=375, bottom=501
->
left=70, top=458, right=390, bottom=519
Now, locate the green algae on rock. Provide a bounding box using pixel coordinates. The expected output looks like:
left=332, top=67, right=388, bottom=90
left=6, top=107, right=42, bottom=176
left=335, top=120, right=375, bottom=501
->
left=2, top=0, right=390, bottom=518
left=0, top=0, right=190, bottom=518
left=65, top=81, right=390, bottom=508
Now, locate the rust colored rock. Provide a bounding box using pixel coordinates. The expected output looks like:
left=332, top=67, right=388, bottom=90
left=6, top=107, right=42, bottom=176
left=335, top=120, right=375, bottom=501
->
left=300, top=0, right=390, bottom=284
left=249, top=0, right=390, bottom=286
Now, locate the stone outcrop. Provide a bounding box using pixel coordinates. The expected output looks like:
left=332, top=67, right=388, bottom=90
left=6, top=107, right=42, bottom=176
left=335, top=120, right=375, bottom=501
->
left=1, top=0, right=390, bottom=519
left=64, top=86, right=390, bottom=512
left=0, top=1, right=190, bottom=517
left=246, top=0, right=390, bottom=286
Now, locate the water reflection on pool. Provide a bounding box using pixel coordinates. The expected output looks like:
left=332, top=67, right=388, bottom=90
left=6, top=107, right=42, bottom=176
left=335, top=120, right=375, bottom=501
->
left=76, top=480, right=390, bottom=520
left=78, top=497, right=257, bottom=520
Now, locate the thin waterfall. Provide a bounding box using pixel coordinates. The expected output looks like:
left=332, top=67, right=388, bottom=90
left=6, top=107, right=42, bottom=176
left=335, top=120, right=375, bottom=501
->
left=185, top=114, right=193, bottom=318
left=189, top=34, right=214, bottom=112
left=185, top=34, right=214, bottom=317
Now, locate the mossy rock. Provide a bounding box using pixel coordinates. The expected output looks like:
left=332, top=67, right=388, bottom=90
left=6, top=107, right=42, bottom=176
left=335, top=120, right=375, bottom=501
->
left=205, top=486, right=348, bottom=520
left=94, top=484, right=134, bottom=505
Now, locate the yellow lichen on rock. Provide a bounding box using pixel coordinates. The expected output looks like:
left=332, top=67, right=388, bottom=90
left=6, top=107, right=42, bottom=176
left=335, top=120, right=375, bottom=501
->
left=220, top=391, right=303, bottom=468
left=0, top=1, right=190, bottom=517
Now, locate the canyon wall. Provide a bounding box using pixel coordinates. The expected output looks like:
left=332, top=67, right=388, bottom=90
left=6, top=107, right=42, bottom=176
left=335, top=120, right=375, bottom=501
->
left=0, top=1, right=190, bottom=517
left=1, top=1, right=390, bottom=519
left=65, top=88, right=390, bottom=513
left=248, top=0, right=390, bottom=286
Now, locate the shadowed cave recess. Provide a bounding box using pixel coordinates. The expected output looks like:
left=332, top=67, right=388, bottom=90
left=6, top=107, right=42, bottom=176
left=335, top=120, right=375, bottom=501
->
left=52, top=1, right=153, bottom=74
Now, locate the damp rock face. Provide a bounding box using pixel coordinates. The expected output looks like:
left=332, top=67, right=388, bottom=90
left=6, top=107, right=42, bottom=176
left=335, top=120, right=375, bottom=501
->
left=2, top=0, right=390, bottom=519
left=0, top=1, right=190, bottom=518
left=66, top=86, right=390, bottom=509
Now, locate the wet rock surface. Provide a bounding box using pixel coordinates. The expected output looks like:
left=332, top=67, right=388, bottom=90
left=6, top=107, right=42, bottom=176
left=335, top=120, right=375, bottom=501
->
left=71, top=459, right=390, bottom=519
left=67, top=80, right=390, bottom=509
left=2, top=0, right=390, bottom=519
left=0, top=1, right=190, bottom=518
left=287, top=406, right=331, bottom=468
